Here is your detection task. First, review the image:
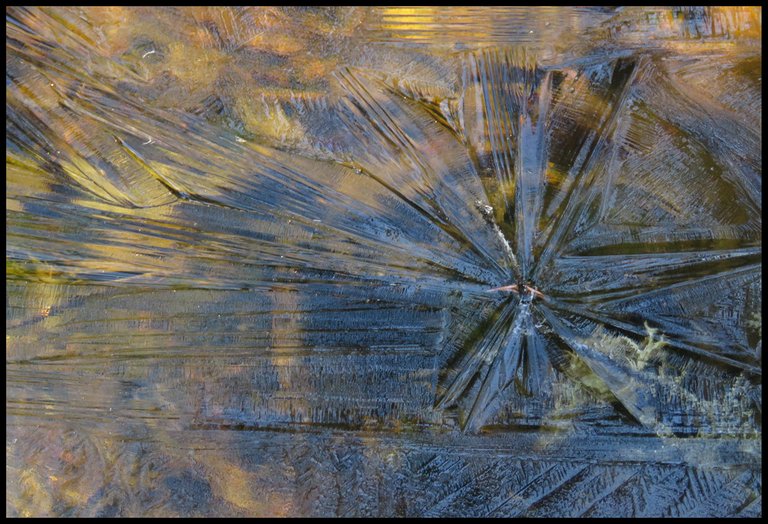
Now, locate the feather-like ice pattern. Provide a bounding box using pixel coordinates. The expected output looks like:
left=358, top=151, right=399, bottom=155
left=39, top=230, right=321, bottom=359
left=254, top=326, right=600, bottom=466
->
left=5, top=6, right=762, bottom=517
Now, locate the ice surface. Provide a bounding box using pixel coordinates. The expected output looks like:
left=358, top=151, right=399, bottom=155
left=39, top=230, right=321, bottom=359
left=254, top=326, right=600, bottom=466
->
left=6, top=6, right=761, bottom=517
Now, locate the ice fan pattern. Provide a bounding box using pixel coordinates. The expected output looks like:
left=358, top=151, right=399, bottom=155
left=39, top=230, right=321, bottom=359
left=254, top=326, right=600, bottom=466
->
left=6, top=6, right=762, bottom=518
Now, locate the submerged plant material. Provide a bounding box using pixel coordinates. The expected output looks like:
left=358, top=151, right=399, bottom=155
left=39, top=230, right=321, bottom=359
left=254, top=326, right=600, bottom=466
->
left=6, top=6, right=762, bottom=517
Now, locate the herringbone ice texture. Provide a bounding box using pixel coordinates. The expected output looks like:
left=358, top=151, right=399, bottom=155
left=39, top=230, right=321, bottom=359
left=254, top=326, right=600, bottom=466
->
left=6, top=6, right=761, bottom=517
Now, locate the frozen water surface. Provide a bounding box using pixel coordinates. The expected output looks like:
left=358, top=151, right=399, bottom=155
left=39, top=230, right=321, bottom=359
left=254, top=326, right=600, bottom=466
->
left=6, top=6, right=761, bottom=517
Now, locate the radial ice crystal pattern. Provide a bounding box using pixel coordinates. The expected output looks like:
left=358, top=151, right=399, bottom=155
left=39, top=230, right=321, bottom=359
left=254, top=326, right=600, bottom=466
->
left=7, top=6, right=761, bottom=518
